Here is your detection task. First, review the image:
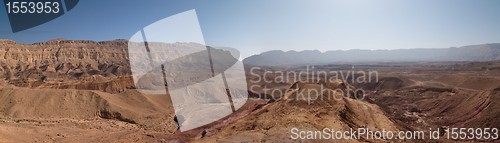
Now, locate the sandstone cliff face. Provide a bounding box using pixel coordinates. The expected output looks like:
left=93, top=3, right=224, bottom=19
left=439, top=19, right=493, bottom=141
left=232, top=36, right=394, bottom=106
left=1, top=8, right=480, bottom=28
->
left=0, top=39, right=133, bottom=93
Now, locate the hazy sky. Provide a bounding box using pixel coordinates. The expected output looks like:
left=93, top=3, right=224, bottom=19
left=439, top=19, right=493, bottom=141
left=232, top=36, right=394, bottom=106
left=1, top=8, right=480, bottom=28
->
left=1, top=0, right=500, bottom=58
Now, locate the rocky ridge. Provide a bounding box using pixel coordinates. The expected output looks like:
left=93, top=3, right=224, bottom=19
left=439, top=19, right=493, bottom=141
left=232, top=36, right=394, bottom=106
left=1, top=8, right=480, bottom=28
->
left=0, top=39, right=132, bottom=93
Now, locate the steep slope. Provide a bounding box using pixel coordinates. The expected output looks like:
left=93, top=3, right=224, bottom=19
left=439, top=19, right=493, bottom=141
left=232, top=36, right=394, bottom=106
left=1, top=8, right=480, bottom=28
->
left=0, top=87, right=178, bottom=142
left=198, top=80, right=402, bottom=142
left=0, top=39, right=131, bottom=91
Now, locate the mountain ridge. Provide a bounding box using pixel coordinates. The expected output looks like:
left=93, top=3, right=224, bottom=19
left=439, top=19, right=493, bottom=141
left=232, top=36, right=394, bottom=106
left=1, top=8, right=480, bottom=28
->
left=243, top=43, right=500, bottom=66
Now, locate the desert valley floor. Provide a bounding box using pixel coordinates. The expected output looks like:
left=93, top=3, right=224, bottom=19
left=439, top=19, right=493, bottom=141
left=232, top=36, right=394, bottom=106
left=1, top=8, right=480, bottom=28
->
left=0, top=61, right=499, bottom=142
left=0, top=40, right=499, bottom=142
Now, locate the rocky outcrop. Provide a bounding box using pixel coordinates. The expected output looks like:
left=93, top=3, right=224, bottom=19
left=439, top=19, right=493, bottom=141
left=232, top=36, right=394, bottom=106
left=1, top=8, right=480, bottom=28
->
left=0, top=39, right=132, bottom=92
left=198, top=80, right=402, bottom=142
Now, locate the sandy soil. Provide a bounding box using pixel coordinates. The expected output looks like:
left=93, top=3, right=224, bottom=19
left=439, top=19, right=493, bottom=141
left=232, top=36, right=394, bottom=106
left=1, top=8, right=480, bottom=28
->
left=0, top=61, right=499, bottom=142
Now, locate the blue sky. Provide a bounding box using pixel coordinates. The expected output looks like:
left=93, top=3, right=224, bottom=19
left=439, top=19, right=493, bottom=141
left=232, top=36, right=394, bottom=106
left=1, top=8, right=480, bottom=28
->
left=1, top=0, right=500, bottom=58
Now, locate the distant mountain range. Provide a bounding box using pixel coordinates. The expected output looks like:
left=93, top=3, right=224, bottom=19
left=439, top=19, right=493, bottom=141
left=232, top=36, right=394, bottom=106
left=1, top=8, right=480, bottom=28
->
left=243, top=43, right=500, bottom=66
